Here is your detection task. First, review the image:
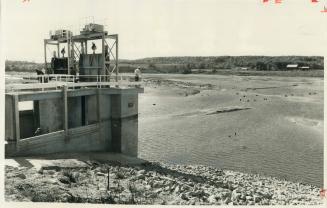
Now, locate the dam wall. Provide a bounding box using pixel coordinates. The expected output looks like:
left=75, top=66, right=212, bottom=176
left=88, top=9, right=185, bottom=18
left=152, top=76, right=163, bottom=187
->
left=5, top=86, right=143, bottom=157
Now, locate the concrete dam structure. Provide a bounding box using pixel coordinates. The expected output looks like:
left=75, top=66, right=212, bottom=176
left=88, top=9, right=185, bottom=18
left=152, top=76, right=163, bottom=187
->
left=5, top=85, right=143, bottom=157
left=5, top=23, right=144, bottom=157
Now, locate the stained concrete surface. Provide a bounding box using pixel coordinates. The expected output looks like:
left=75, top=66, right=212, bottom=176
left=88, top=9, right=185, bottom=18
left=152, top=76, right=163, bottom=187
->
left=6, top=88, right=141, bottom=157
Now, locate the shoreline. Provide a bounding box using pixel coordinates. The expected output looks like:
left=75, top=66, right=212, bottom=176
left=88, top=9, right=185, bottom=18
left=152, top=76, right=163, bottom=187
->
left=5, top=157, right=322, bottom=205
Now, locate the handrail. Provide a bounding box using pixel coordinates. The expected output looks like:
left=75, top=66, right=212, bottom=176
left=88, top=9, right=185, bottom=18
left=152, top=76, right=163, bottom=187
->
left=6, top=74, right=139, bottom=80
left=9, top=74, right=137, bottom=82
left=5, top=74, right=143, bottom=92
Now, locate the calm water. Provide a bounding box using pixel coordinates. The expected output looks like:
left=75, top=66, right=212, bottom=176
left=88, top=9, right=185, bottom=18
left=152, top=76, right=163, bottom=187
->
left=138, top=74, right=324, bottom=187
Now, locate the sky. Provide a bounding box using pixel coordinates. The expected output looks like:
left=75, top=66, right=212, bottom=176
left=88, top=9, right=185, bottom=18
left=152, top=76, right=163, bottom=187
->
left=1, top=0, right=327, bottom=62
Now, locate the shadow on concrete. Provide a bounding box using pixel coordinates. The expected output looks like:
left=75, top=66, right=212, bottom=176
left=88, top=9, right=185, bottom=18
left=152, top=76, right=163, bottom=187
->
left=5, top=152, right=147, bottom=169
left=12, top=158, right=34, bottom=168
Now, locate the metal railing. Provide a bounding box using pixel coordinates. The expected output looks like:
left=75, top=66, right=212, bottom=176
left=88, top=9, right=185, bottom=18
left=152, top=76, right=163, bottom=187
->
left=5, top=74, right=143, bottom=92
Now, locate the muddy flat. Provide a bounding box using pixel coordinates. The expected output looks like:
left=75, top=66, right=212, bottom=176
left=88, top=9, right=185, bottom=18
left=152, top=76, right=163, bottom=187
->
left=138, top=74, right=324, bottom=187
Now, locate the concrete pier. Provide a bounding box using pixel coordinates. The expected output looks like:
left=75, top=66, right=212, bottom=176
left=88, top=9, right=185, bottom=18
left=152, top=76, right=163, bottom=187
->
left=5, top=86, right=143, bottom=157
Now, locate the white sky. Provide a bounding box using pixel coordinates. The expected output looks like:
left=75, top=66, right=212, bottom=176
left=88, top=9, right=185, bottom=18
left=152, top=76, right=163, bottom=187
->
left=2, top=0, right=327, bottom=62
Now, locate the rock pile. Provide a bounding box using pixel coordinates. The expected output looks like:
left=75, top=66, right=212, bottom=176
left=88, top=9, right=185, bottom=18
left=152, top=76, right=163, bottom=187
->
left=5, top=162, right=322, bottom=205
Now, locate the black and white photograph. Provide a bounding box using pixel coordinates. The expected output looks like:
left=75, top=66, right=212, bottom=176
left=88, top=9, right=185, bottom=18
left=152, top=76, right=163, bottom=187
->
left=0, top=0, right=326, bottom=207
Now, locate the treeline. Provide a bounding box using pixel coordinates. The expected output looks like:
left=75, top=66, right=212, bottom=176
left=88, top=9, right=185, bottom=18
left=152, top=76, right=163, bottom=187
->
left=6, top=56, right=324, bottom=74
left=120, top=56, right=324, bottom=73
left=5, top=60, right=43, bottom=72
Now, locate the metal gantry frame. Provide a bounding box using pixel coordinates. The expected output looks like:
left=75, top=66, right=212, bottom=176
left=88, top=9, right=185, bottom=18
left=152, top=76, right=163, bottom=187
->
left=44, top=33, right=73, bottom=74
left=44, top=29, right=119, bottom=81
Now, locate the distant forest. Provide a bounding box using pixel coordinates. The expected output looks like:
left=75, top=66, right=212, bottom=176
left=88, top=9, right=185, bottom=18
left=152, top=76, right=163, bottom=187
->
left=5, top=60, right=43, bottom=72
left=5, top=56, right=324, bottom=74
left=120, top=56, right=324, bottom=74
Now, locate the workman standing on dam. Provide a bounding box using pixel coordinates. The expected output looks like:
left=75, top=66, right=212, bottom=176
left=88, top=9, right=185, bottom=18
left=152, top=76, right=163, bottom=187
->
left=134, top=67, right=141, bottom=81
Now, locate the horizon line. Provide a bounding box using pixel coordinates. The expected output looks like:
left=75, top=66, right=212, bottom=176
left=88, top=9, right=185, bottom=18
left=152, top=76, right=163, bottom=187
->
left=5, top=55, right=324, bottom=63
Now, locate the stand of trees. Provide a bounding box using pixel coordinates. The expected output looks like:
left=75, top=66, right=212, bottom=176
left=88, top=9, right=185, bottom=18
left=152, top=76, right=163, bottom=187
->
left=128, top=56, right=323, bottom=70
left=5, top=60, right=43, bottom=72
left=6, top=56, right=324, bottom=74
